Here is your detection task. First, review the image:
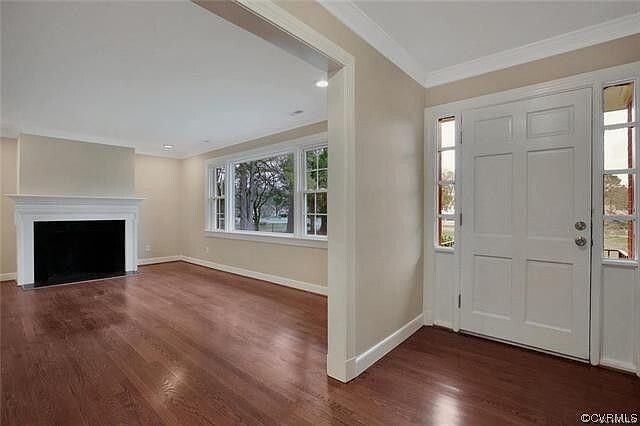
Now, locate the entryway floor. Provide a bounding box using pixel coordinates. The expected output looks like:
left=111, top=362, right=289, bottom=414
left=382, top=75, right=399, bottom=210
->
left=2, top=261, right=638, bottom=425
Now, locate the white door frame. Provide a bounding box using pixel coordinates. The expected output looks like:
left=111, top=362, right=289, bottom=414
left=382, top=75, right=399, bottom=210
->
left=232, top=0, right=358, bottom=382
left=424, top=61, right=640, bottom=373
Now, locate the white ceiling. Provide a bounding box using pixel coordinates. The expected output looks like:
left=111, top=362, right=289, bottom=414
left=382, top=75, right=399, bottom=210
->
left=1, top=1, right=327, bottom=158
left=323, top=1, right=640, bottom=87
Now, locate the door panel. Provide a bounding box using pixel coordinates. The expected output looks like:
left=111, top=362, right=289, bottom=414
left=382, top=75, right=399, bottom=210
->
left=460, top=88, right=591, bottom=359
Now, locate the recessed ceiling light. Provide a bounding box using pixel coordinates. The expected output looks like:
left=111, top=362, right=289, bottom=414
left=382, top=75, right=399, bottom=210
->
left=162, top=144, right=174, bottom=150
left=315, top=80, right=328, bottom=88
left=290, top=110, right=304, bottom=116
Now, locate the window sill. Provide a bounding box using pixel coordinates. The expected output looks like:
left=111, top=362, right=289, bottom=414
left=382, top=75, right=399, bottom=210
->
left=203, top=230, right=328, bottom=249
left=434, top=246, right=455, bottom=254
left=601, top=259, right=637, bottom=268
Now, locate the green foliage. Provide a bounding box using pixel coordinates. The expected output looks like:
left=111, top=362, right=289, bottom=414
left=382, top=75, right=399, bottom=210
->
left=235, top=154, right=294, bottom=232
left=604, top=174, right=631, bottom=214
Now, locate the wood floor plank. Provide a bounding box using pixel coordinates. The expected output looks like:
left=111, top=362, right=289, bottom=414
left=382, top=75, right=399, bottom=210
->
left=2, top=261, right=639, bottom=425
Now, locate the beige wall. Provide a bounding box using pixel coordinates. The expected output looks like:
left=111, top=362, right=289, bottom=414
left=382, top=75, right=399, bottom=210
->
left=276, top=1, right=425, bottom=354
left=135, top=154, right=182, bottom=261
left=1, top=138, right=17, bottom=276
left=426, top=33, right=640, bottom=107
left=18, top=134, right=135, bottom=196
left=180, top=121, right=329, bottom=287
left=0, top=138, right=183, bottom=276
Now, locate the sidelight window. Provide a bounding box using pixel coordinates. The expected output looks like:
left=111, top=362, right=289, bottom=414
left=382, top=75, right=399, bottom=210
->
left=436, top=116, right=456, bottom=248
left=602, top=81, right=638, bottom=260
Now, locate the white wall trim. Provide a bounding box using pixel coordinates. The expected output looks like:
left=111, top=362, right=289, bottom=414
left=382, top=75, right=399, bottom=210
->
left=204, top=230, right=327, bottom=249
left=180, top=255, right=327, bottom=296
left=0, top=272, right=16, bottom=282
left=422, top=309, right=433, bottom=326
left=351, top=314, right=423, bottom=377
left=317, top=0, right=640, bottom=89
left=600, top=358, right=637, bottom=374
left=235, top=0, right=358, bottom=383
left=424, top=13, right=640, bottom=88
left=317, top=0, right=424, bottom=86
left=137, top=255, right=180, bottom=266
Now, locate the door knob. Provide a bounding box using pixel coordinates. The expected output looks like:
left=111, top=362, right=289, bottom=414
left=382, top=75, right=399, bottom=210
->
left=575, top=236, right=587, bottom=247
left=575, top=221, right=587, bottom=231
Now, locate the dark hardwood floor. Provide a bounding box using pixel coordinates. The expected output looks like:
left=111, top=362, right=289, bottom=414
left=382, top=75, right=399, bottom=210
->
left=2, top=261, right=639, bottom=425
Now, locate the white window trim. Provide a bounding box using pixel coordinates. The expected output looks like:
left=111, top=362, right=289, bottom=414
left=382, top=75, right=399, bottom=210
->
left=204, top=132, right=328, bottom=249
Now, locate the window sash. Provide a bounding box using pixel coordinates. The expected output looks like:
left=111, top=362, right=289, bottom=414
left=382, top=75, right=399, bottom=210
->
left=303, top=146, right=328, bottom=236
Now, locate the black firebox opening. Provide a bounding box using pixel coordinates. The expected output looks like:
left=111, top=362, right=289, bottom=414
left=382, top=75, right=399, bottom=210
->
left=34, top=220, right=125, bottom=287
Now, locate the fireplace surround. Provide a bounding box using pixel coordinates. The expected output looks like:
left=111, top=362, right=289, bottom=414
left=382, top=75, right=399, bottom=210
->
left=8, top=195, right=143, bottom=286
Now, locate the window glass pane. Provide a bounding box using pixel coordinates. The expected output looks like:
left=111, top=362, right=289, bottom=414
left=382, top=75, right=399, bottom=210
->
left=315, top=215, right=327, bottom=236
left=439, top=150, right=455, bottom=182
left=603, top=173, right=635, bottom=215
left=215, top=167, right=225, bottom=197
left=306, top=193, right=315, bottom=214
left=604, top=127, right=636, bottom=170
left=318, top=147, right=328, bottom=169
left=438, top=184, right=455, bottom=215
left=316, top=192, right=327, bottom=214
left=318, top=169, right=327, bottom=189
left=439, top=117, right=455, bottom=148
left=307, top=215, right=327, bottom=236
left=216, top=197, right=225, bottom=230
left=306, top=215, right=315, bottom=235
left=603, top=219, right=635, bottom=260
left=234, top=154, right=294, bottom=233
left=306, top=171, right=317, bottom=191
left=306, top=150, right=317, bottom=170
left=438, top=218, right=455, bottom=248
left=604, top=82, right=635, bottom=126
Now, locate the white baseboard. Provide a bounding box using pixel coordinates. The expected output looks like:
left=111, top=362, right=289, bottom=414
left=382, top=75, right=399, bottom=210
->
left=600, top=358, right=637, bottom=374
left=433, top=320, right=453, bottom=330
left=423, top=309, right=433, bottom=326
left=0, top=272, right=16, bottom=282
left=351, top=313, right=424, bottom=377
left=138, top=255, right=181, bottom=266
left=180, top=255, right=327, bottom=296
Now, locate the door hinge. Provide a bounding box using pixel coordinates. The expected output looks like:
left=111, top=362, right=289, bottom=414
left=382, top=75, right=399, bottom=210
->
left=459, top=129, right=463, bottom=145
left=458, top=294, right=461, bottom=309
left=459, top=212, right=462, bottom=226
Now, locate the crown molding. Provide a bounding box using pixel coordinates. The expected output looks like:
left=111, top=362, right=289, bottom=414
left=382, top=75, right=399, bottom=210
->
left=318, top=1, right=640, bottom=89
left=423, top=12, right=640, bottom=88
left=317, top=0, right=425, bottom=86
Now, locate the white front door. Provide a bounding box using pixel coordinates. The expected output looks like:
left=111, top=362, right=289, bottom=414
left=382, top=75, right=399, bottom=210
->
left=460, top=88, right=592, bottom=359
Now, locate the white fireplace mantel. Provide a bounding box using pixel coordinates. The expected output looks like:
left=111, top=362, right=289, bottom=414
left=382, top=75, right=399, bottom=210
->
left=7, top=194, right=143, bottom=286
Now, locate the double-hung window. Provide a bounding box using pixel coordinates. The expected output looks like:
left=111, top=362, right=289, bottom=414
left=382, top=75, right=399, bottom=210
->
left=208, top=166, right=226, bottom=231
left=304, top=146, right=328, bottom=236
left=602, top=80, right=638, bottom=260
left=205, top=136, right=328, bottom=242
left=435, top=116, right=456, bottom=248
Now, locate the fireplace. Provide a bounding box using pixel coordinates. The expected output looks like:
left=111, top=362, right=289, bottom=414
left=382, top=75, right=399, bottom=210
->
left=34, top=220, right=126, bottom=287
left=8, top=195, right=142, bottom=286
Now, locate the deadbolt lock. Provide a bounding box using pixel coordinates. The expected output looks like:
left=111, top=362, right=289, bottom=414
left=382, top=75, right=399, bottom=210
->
left=575, top=236, right=587, bottom=247
left=575, top=221, right=587, bottom=231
